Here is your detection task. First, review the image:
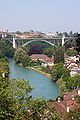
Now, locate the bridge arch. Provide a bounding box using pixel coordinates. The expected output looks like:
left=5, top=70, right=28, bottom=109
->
left=22, top=39, right=56, bottom=47
left=3, top=38, right=13, bottom=44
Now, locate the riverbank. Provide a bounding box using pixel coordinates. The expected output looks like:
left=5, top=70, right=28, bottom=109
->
left=9, top=59, right=59, bottom=100
left=18, top=62, right=51, bottom=78
left=26, top=66, right=51, bottom=78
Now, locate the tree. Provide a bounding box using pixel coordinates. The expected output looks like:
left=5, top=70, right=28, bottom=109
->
left=15, top=31, right=22, bottom=34
left=14, top=48, right=31, bottom=67
left=0, top=40, right=15, bottom=58
left=62, top=69, right=70, bottom=82
left=0, top=77, right=33, bottom=120
left=22, top=55, right=31, bottom=67
left=66, top=49, right=77, bottom=56
left=73, top=32, right=78, bottom=37
left=64, top=39, right=76, bottom=50
left=14, top=48, right=25, bottom=64
left=43, top=47, right=56, bottom=57
left=54, top=48, right=64, bottom=64
left=75, top=34, right=80, bottom=55
left=56, top=69, right=70, bottom=96
left=69, top=31, right=73, bottom=37
left=0, top=58, right=63, bottom=120
left=66, top=74, right=80, bottom=90
left=51, top=63, right=64, bottom=81
left=63, top=32, right=69, bottom=37
left=28, top=44, right=43, bottom=55
left=37, top=59, right=42, bottom=65
left=0, top=60, right=13, bottom=120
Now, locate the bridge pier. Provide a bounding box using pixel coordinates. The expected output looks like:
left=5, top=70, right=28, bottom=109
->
left=13, top=37, right=16, bottom=48
left=58, top=39, right=60, bottom=46
left=62, top=34, right=65, bottom=46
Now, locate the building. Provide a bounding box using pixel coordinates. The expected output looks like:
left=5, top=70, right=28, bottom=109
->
left=64, top=54, right=80, bottom=77
left=0, top=29, right=8, bottom=38
left=30, top=54, right=54, bottom=67
left=45, top=32, right=58, bottom=38
left=49, top=88, right=80, bottom=119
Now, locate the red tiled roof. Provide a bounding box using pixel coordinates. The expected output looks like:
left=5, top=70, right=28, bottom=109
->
left=30, top=54, right=53, bottom=62
left=71, top=59, right=76, bottom=63
left=67, top=64, right=78, bottom=70
left=67, top=99, right=79, bottom=110
left=48, top=65, right=54, bottom=70
left=30, top=54, right=48, bottom=59
left=64, top=54, right=69, bottom=58
left=69, top=47, right=75, bottom=50
left=49, top=88, right=80, bottom=117
left=77, top=70, right=80, bottom=74
left=64, top=88, right=80, bottom=101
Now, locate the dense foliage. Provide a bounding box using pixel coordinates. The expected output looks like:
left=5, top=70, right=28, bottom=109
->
left=66, top=49, right=77, bottom=56
left=0, top=37, right=80, bottom=119
left=54, top=48, right=64, bottom=64
left=0, top=40, right=15, bottom=58
left=66, top=74, right=80, bottom=89
left=41, top=65, right=51, bottom=74
left=64, top=39, right=76, bottom=50
left=0, top=58, right=61, bottom=120
left=51, top=63, right=64, bottom=82
left=43, top=47, right=56, bottom=57
left=56, top=69, right=70, bottom=96
left=75, top=34, right=80, bottom=54
left=14, top=48, right=31, bottom=67
left=27, top=41, right=51, bottom=56
left=57, top=73, right=80, bottom=96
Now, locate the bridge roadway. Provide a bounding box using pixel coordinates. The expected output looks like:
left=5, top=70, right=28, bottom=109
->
left=3, top=36, right=77, bottom=48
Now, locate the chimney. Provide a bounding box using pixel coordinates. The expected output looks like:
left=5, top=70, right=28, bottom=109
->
left=72, top=95, right=74, bottom=101
left=64, top=93, right=67, bottom=101
left=78, top=90, right=80, bottom=96
left=58, top=97, right=60, bottom=103
left=67, top=105, right=69, bottom=113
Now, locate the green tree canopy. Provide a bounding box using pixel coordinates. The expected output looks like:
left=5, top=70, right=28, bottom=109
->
left=56, top=69, right=70, bottom=96
left=0, top=40, right=15, bottom=58
left=15, top=31, right=22, bottom=34
left=14, top=48, right=31, bottom=67
left=66, top=74, right=80, bottom=90
left=66, top=49, right=77, bottom=56
left=75, top=34, right=80, bottom=54
left=51, top=63, right=64, bottom=81
left=43, top=47, right=56, bottom=58
left=62, top=69, right=70, bottom=82
left=54, top=48, right=64, bottom=64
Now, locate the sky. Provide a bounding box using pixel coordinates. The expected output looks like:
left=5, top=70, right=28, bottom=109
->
left=0, top=0, right=80, bottom=33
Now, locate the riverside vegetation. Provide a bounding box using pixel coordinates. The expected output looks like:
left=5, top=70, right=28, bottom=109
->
left=0, top=39, right=80, bottom=119
left=0, top=44, right=61, bottom=120
left=13, top=42, right=80, bottom=98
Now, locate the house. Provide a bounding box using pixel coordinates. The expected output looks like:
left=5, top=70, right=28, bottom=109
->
left=49, top=88, right=80, bottom=119
left=30, top=54, right=54, bottom=67
left=45, top=32, right=58, bottom=38
left=64, top=54, right=80, bottom=77
left=30, top=54, right=48, bottom=62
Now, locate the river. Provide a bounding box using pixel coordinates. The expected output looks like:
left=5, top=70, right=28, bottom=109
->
left=9, top=59, right=59, bottom=100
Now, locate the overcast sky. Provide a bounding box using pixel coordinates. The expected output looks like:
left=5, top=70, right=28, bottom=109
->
left=0, top=0, right=80, bottom=33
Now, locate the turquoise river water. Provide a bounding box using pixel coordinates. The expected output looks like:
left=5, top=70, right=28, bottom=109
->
left=9, top=59, right=59, bottom=100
